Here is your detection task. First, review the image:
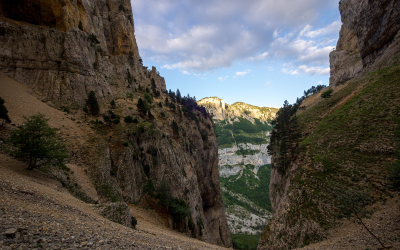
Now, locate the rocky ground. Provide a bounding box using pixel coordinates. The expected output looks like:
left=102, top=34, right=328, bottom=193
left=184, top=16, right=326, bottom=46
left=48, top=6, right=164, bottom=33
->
left=0, top=154, right=230, bottom=250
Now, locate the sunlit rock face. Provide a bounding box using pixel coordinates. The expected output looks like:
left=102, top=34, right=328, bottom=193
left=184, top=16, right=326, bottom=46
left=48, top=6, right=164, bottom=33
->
left=329, top=0, right=400, bottom=87
left=0, top=0, right=164, bottom=106
left=218, top=143, right=271, bottom=178
left=197, top=97, right=278, bottom=122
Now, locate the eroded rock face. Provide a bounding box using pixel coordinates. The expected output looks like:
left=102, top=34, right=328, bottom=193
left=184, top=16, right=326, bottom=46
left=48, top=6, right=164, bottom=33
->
left=198, top=97, right=278, bottom=122
left=218, top=143, right=271, bottom=177
left=0, top=0, right=162, bottom=107
left=329, top=0, right=400, bottom=87
left=0, top=0, right=231, bottom=247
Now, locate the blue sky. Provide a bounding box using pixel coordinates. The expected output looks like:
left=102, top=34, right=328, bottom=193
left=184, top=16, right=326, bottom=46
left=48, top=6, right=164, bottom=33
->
left=131, top=0, right=342, bottom=108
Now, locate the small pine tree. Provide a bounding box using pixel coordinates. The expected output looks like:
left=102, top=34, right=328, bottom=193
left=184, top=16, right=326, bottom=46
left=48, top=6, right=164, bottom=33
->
left=78, top=21, right=83, bottom=31
left=172, top=120, right=179, bottom=137
left=148, top=111, right=154, bottom=121
left=137, top=98, right=146, bottom=114
left=86, top=91, right=100, bottom=116
left=10, top=113, right=69, bottom=170
left=110, top=100, right=116, bottom=109
left=0, top=97, right=11, bottom=125
left=155, top=180, right=171, bottom=207
left=176, top=89, right=182, bottom=103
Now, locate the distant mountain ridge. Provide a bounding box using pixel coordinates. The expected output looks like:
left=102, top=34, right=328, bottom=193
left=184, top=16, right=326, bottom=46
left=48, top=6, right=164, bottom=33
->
left=197, top=97, right=278, bottom=122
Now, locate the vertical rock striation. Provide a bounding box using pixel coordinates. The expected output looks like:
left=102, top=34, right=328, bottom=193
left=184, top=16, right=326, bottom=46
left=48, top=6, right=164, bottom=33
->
left=330, top=0, right=400, bottom=87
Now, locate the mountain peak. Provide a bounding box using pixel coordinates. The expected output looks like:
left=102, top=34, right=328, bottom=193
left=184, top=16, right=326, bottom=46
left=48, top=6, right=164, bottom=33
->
left=197, top=97, right=279, bottom=122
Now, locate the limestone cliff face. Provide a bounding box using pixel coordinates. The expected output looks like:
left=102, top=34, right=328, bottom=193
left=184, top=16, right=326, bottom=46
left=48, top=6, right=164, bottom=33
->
left=0, top=0, right=165, bottom=106
left=218, top=143, right=271, bottom=177
left=0, top=0, right=231, bottom=247
left=197, top=97, right=227, bottom=120
left=198, top=97, right=278, bottom=122
left=330, top=0, right=400, bottom=87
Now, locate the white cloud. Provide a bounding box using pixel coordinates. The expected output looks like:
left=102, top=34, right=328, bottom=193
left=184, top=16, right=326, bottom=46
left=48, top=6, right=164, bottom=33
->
left=161, top=64, right=174, bottom=70
left=298, top=65, right=330, bottom=75
left=270, top=21, right=340, bottom=70
left=282, top=65, right=330, bottom=76
left=317, top=81, right=322, bottom=84
left=218, top=76, right=229, bottom=81
left=265, top=81, right=271, bottom=85
left=234, top=70, right=252, bottom=77
left=248, top=52, right=269, bottom=61
left=132, top=0, right=340, bottom=72
left=305, top=21, right=341, bottom=38
left=273, top=29, right=279, bottom=38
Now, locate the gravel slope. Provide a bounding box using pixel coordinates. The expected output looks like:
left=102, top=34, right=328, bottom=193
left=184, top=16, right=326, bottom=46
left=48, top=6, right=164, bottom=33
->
left=0, top=154, right=229, bottom=250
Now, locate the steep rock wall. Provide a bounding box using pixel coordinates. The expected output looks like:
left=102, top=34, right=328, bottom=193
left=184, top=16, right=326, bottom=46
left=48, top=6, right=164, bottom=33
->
left=0, top=0, right=231, bottom=247
left=0, top=0, right=164, bottom=106
left=330, top=0, right=400, bottom=87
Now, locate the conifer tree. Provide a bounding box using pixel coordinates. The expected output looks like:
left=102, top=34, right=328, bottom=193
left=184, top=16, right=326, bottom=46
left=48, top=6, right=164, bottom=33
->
left=268, top=100, right=301, bottom=175
left=10, top=114, right=68, bottom=170
left=0, top=97, right=11, bottom=125
left=110, top=100, right=116, bottom=109
left=172, top=120, right=179, bottom=137
left=176, top=89, right=182, bottom=103
left=86, top=91, right=100, bottom=116
left=137, top=98, right=146, bottom=114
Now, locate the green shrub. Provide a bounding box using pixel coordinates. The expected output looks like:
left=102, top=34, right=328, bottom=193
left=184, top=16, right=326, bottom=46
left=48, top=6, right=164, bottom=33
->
left=9, top=113, right=69, bottom=170
left=0, top=97, right=11, bottom=125
left=137, top=98, right=150, bottom=114
left=144, top=179, right=155, bottom=196
left=86, top=91, right=100, bottom=116
left=155, top=180, right=171, bottom=207
left=88, top=34, right=100, bottom=47
left=169, top=198, right=189, bottom=223
left=143, top=164, right=150, bottom=178
left=124, top=115, right=133, bottom=123
left=60, top=106, right=70, bottom=114
left=321, top=89, right=334, bottom=98
left=231, top=234, right=260, bottom=250
left=97, top=184, right=119, bottom=202
left=146, top=146, right=158, bottom=156
left=110, top=100, right=116, bottom=108
left=144, top=91, right=153, bottom=104
left=200, top=129, right=208, bottom=142
left=78, top=21, right=83, bottom=31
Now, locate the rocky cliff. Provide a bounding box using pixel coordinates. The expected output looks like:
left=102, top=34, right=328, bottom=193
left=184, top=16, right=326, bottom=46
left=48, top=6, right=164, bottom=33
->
left=0, top=0, right=231, bottom=247
left=198, top=97, right=278, bottom=122
left=330, top=0, right=400, bottom=87
left=259, top=1, right=400, bottom=249
left=198, top=98, right=275, bottom=239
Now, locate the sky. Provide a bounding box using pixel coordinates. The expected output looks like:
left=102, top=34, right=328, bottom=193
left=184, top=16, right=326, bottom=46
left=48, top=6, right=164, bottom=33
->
left=130, top=0, right=342, bottom=108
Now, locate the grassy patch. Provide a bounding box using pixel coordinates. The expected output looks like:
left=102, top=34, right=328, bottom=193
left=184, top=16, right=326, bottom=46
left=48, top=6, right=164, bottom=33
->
left=286, top=63, right=400, bottom=231
left=220, top=165, right=272, bottom=212
left=231, top=234, right=261, bottom=250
